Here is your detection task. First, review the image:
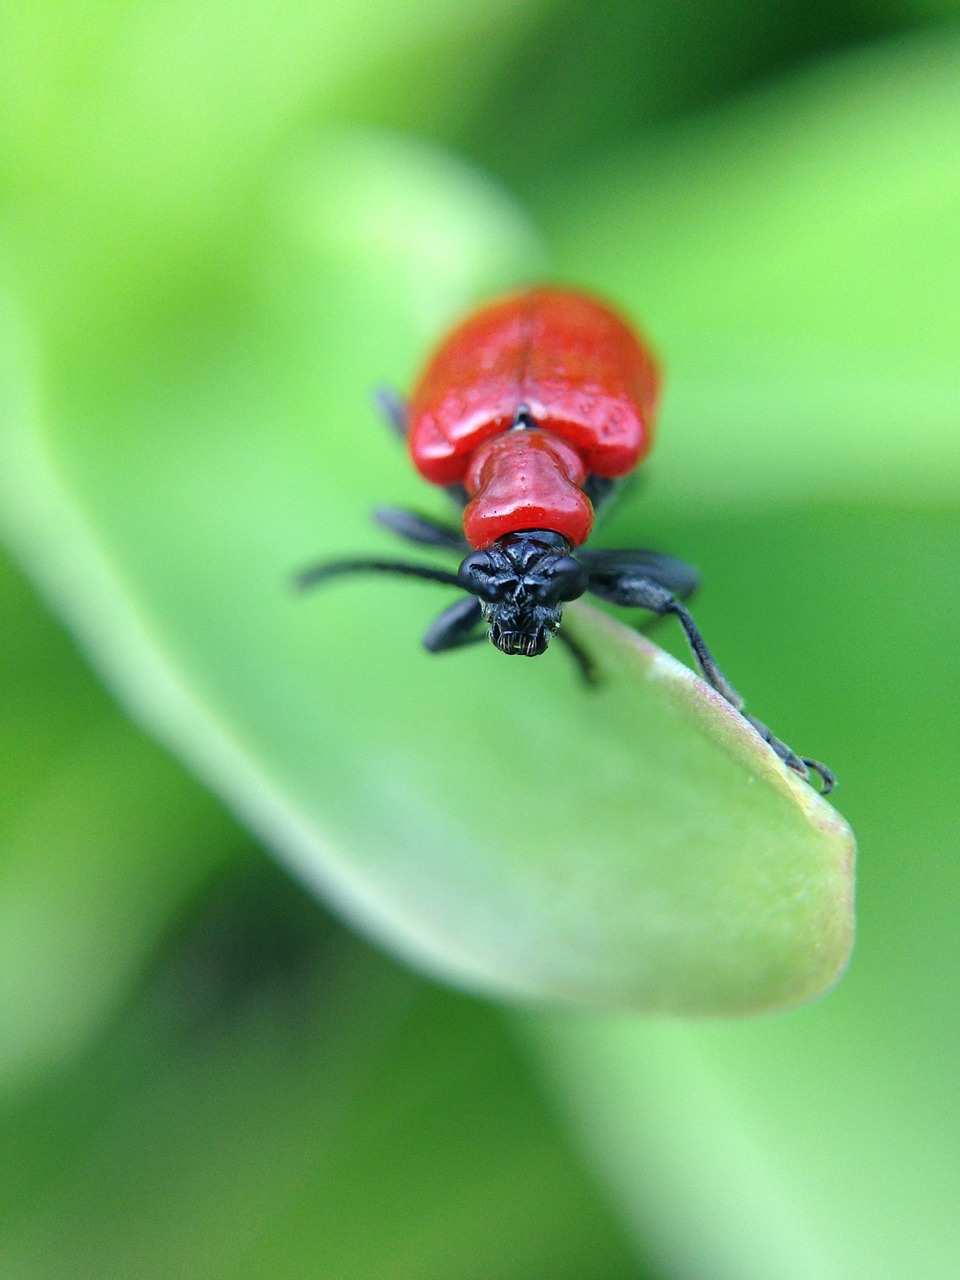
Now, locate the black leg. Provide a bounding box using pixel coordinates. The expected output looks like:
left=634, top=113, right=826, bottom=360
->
left=740, top=714, right=836, bottom=794
left=423, top=597, right=485, bottom=652
left=373, top=387, right=410, bottom=439
left=586, top=572, right=834, bottom=792
left=425, top=599, right=599, bottom=683
left=582, top=475, right=618, bottom=514
left=295, top=558, right=461, bottom=592
left=426, top=599, right=599, bottom=683
left=374, top=506, right=468, bottom=552
left=579, top=548, right=699, bottom=600
left=555, top=626, right=599, bottom=685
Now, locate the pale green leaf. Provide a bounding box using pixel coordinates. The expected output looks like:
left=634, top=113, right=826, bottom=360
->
left=0, top=131, right=853, bottom=1016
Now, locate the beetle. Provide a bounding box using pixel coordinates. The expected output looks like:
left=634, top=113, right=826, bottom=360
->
left=297, top=287, right=834, bottom=793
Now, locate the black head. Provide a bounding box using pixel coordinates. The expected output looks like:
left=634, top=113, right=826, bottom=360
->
left=457, top=531, right=589, bottom=656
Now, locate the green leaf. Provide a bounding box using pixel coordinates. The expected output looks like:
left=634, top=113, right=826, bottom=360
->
left=0, top=0, right=543, bottom=349
left=0, top=889, right=641, bottom=1280
left=536, top=30, right=960, bottom=513
left=0, top=549, right=248, bottom=1093
left=522, top=504, right=960, bottom=1280
left=0, top=130, right=853, bottom=1016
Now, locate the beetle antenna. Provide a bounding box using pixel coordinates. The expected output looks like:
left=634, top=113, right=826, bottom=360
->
left=295, top=558, right=461, bottom=591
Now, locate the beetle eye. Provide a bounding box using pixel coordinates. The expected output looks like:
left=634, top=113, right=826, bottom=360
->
left=458, top=552, right=503, bottom=601
left=546, top=556, right=589, bottom=601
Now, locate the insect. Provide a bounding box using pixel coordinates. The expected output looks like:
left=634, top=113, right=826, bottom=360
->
left=297, top=287, right=834, bottom=793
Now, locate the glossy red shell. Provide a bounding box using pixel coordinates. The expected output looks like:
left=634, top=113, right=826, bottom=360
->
left=408, top=287, right=660, bottom=548
left=463, top=429, right=593, bottom=548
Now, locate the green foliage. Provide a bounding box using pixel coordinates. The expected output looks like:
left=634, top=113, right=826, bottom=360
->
left=0, top=547, right=250, bottom=1091
left=0, top=869, right=644, bottom=1280
left=0, top=1, right=957, bottom=1276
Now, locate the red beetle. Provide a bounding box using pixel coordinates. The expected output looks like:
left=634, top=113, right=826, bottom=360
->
left=298, top=287, right=833, bottom=792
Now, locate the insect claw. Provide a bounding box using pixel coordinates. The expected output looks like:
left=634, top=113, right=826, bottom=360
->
left=802, top=759, right=837, bottom=796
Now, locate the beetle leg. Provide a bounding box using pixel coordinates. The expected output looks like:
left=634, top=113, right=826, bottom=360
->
left=579, top=548, right=699, bottom=600
left=555, top=626, right=599, bottom=685
left=444, top=483, right=470, bottom=512
left=423, top=597, right=485, bottom=652
left=741, top=714, right=836, bottom=793
left=585, top=573, right=834, bottom=792
left=582, top=475, right=617, bottom=513
left=424, top=600, right=600, bottom=684
left=374, top=506, right=469, bottom=552
left=373, top=387, right=410, bottom=439
left=587, top=575, right=742, bottom=702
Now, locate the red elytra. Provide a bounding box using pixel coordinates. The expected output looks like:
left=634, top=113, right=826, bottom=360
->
left=408, top=287, right=661, bottom=548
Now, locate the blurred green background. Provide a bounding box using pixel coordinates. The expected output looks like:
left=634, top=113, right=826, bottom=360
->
left=1, top=1, right=958, bottom=1276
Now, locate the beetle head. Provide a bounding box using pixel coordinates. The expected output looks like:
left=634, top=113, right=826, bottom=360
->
left=457, top=531, right=588, bottom=656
